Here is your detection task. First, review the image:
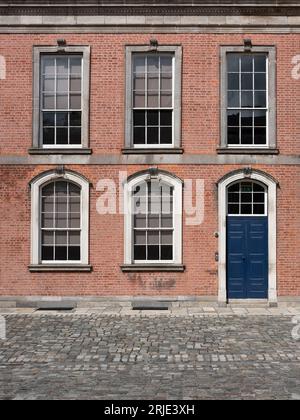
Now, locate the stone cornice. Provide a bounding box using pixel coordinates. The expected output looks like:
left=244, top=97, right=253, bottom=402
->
left=0, top=1, right=300, bottom=17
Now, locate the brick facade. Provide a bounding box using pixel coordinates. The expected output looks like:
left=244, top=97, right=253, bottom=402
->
left=0, top=2, right=299, bottom=303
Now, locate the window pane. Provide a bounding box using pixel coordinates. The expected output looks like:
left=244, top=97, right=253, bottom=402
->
left=147, top=56, right=159, bottom=73
left=56, top=57, right=68, bottom=74
left=69, top=184, right=80, bottom=196
left=228, top=73, right=239, bottom=90
left=134, top=74, right=145, bottom=90
left=135, top=231, right=146, bottom=245
left=160, top=127, right=172, bottom=144
left=69, top=247, right=80, bottom=261
left=69, top=214, right=80, bottom=229
left=148, top=246, right=159, bottom=260
left=241, top=91, right=253, bottom=108
left=228, top=91, right=239, bottom=108
left=42, top=246, right=54, bottom=261
left=70, top=112, right=81, bottom=126
left=255, top=73, right=266, bottom=90
left=133, top=110, right=145, bottom=126
left=241, top=204, right=252, bottom=214
left=147, top=127, right=159, bottom=144
left=42, top=231, right=54, bottom=245
left=254, top=193, right=265, bottom=203
left=160, top=93, right=172, bottom=108
left=160, top=56, right=172, bottom=72
left=43, top=76, right=55, bottom=92
left=69, top=198, right=80, bottom=213
left=133, top=56, right=145, bottom=73
left=55, top=246, right=68, bottom=261
left=241, top=127, right=253, bottom=144
left=43, top=128, right=55, bottom=145
left=57, top=76, right=68, bottom=92
left=161, top=214, right=173, bottom=228
left=161, top=231, right=173, bottom=245
left=253, top=204, right=265, bottom=215
left=133, top=92, right=145, bottom=108
left=70, top=94, right=81, bottom=110
left=42, top=57, right=55, bottom=75
left=43, top=112, right=55, bottom=126
left=241, top=73, right=253, bottom=90
left=228, top=183, right=239, bottom=192
left=161, top=75, right=172, bottom=90
left=56, top=231, right=67, bottom=245
left=148, top=93, right=159, bottom=108
left=70, top=127, right=81, bottom=145
left=56, top=94, right=68, bottom=109
left=227, top=111, right=239, bottom=126
left=70, top=76, right=81, bottom=92
left=56, top=112, right=69, bottom=126
left=42, top=214, right=54, bottom=229
left=254, top=110, right=266, bottom=127
left=69, top=231, right=81, bottom=245
left=228, top=193, right=239, bottom=203
left=70, top=57, right=82, bottom=74
left=148, top=215, right=159, bottom=228
left=148, top=74, right=159, bottom=90
left=254, top=56, right=266, bottom=72
left=56, top=214, right=68, bottom=229
left=228, top=204, right=239, bottom=214
left=227, top=54, right=240, bottom=72
left=134, top=215, right=146, bottom=228
left=56, top=128, right=68, bottom=145
left=134, top=246, right=146, bottom=260
left=147, top=111, right=159, bottom=126
left=56, top=197, right=68, bottom=213
left=161, top=246, right=173, bottom=260
left=42, top=197, right=54, bottom=213
left=56, top=182, right=68, bottom=196
left=241, top=193, right=252, bottom=203
left=148, top=231, right=159, bottom=245
left=254, top=92, right=266, bottom=108
left=241, top=56, right=253, bottom=72
left=134, top=127, right=145, bottom=144
left=241, top=111, right=253, bottom=127
left=254, top=127, right=266, bottom=145
left=160, top=110, right=172, bottom=126
left=228, top=127, right=239, bottom=145
left=43, top=94, right=55, bottom=109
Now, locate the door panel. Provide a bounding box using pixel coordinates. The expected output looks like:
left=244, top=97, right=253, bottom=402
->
left=227, top=216, right=268, bottom=299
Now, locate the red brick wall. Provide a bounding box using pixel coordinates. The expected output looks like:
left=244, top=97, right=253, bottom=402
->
left=0, top=32, right=299, bottom=297
left=0, top=33, right=299, bottom=155
left=0, top=165, right=299, bottom=297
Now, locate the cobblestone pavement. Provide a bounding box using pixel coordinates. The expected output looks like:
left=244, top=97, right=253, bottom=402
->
left=0, top=313, right=300, bottom=400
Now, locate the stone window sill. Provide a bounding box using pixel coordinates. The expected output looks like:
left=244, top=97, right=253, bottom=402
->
left=122, top=148, right=184, bottom=155
left=28, top=148, right=93, bottom=155
left=121, top=264, right=185, bottom=272
left=29, top=264, right=93, bottom=272
left=217, top=148, right=279, bottom=155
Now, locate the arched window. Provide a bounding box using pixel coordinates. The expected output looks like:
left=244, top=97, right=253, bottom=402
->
left=227, top=181, right=267, bottom=216
left=124, top=170, right=183, bottom=267
left=30, top=170, right=90, bottom=269
left=41, top=181, right=81, bottom=262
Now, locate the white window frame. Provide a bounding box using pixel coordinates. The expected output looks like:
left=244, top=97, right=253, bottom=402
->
left=30, top=170, right=89, bottom=267
left=124, top=170, right=183, bottom=266
left=125, top=45, right=182, bottom=151
left=227, top=180, right=268, bottom=216
left=220, top=45, right=276, bottom=151
left=32, top=46, right=90, bottom=152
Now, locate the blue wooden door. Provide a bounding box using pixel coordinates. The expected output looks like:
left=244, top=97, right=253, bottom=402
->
left=227, top=216, right=268, bottom=299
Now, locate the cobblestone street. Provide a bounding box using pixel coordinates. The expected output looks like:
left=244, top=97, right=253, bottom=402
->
left=0, top=312, right=300, bottom=400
